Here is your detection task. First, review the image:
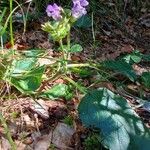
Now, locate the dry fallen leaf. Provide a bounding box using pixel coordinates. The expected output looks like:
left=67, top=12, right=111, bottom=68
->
left=52, top=123, right=75, bottom=150
left=0, top=137, right=11, bottom=150
left=120, top=44, right=134, bottom=53
left=33, top=133, right=52, bottom=150
left=30, top=99, right=49, bottom=119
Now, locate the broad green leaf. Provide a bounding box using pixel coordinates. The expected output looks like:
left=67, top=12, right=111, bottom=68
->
left=75, top=15, right=92, bottom=28
left=78, top=88, right=150, bottom=150
left=39, top=84, right=69, bottom=100
left=10, top=66, right=45, bottom=93
left=141, top=72, right=150, bottom=89
left=69, top=44, right=83, bottom=53
left=10, top=58, right=37, bottom=77
left=103, top=60, right=137, bottom=81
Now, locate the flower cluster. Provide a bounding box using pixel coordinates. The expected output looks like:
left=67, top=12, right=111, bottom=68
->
left=43, top=0, right=89, bottom=41
left=46, top=0, right=89, bottom=21
left=46, top=3, right=62, bottom=21
left=72, top=0, right=89, bottom=19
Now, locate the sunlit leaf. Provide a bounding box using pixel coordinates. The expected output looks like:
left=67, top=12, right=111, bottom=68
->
left=10, top=58, right=37, bottom=77
left=10, top=66, right=45, bottom=93
left=39, top=84, right=69, bottom=100
left=78, top=88, right=150, bottom=150
left=103, top=60, right=137, bottom=81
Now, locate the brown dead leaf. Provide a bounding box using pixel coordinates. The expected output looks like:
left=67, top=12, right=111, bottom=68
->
left=22, top=114, right=35, bottom=129
left=38, top=57, right=56, bottom=66
left=33, top=133, right=52, bottom=150
left=52, top=123, right=75, bottom=150
left=30, top=99, right=49, bottom=119
left=120, top=44, right=134, bottom=53
left=0, top=137, right=11, bottom=150
left=15, top=141, right=26, bottom=150
left=8, top=122, right=18, bottom=137
left=132, top=64, right=148, bottom=75
left=45, top=101, right=67, bottom=119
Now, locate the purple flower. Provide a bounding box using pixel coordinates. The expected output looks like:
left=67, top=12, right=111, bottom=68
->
left=73, top=0, right=89, bottom=7
left=72, top=0, right=89, bottom=19
left=46, top=3, right=62, bottom=20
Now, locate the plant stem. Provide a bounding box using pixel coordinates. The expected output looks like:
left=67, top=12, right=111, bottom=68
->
left=10, top=0, right=14, bottom=47
left=0, top=36, right=3, bottom=50
left=59, top=39, right=66, bottom=60
left=0, top=113, right=16, bottom=150
left=59, top=39, right=67, bottom=72
left=67, top=32, right=71, bottom=60
left=66, top=63, right=100, bottom=71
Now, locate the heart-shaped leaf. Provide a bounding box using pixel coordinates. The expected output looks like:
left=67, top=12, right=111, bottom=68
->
left=78, top=88, right=150, bottom=150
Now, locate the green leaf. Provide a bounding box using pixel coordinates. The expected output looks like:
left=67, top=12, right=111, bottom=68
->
left=131, top=55, right=141, bottom=63
left=141, top=72, right=150, bottom=89
left=103, top=60, right=137, bottom=81
left=78, top=88, right=150, bottom=150
left=69, top=44, right=83, bottom=53
left=10, top=58, right=37, bottom=77
left=142, top=54, right=150, bottom=62
left=75, top=15, right=92, bottom=28
left=10, top=66, right=45, bottom=93
left=123, top=50, right=142, bottom=64
left=39, top=84, right=69, bottom=100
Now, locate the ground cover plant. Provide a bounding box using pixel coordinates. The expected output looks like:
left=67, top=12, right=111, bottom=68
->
left=0, top=0, right=150, bottom=149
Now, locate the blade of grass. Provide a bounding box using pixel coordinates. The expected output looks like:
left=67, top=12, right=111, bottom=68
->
left=0, top=113, right=16, bottom=150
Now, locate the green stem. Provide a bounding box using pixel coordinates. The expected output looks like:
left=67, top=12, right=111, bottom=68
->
left=59, top=39, right=66, bottom=60
left=59, top=39, right=67, bottom=72
left=67, top=32, right=71, bottom=60
left=0, top=113, right=16, bottom=150
left=10, top=0, right=14, bottom=47
left=67, top=63, right=90, bottom=68
left=66, top=63, right=101, bottom=71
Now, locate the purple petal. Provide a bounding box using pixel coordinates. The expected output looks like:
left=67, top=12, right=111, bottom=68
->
left=80, top=0, right=89, bottom=7
left=72, top=3, right=87, bottom=18
left=46, top=3, right=62, bottom=20
left=72, top=0, right=89, bottom=7
left=53, top=3, right=61, bottom=11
